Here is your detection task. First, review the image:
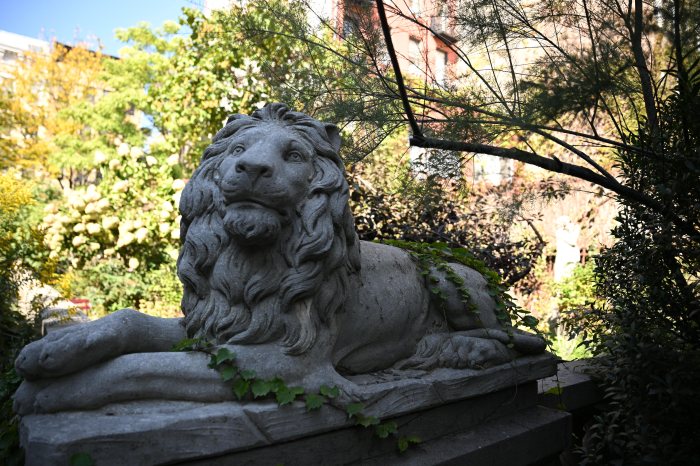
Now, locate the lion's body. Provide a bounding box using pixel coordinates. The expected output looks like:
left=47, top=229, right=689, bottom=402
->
left=175, top=103, right=544, bottom=374
left=333, top=241, right=500, bottom=373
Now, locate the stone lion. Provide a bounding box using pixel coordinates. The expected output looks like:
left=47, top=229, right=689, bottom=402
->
left=14, top=103, right=544, bottom=414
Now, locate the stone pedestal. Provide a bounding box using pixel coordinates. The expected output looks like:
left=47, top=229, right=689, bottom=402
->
left=21, top=354, right=568, bottom=465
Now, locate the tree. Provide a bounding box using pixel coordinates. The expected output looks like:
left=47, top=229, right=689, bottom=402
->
left=0, top=43, right=107, bottom=175
left=35, top=1, right=357, bottom=315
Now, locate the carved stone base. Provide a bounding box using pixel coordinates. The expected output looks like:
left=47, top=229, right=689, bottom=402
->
left=21, top=354, right=567, bottom=465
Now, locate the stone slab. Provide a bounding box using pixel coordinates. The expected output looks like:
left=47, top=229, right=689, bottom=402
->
left=538, top=360, right=602, bottom=412
left=361, top=405, right=571, bottom=466
left=21, top=354, right=556, bottom=465
left=182, top=383, right=541, bottom=465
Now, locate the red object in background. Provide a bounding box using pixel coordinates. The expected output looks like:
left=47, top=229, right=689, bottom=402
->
left=69, top=298, right=91, bottom=311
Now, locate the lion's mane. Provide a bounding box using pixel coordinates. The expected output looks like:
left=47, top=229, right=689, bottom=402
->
left=176, top=103, right=360, bottom=354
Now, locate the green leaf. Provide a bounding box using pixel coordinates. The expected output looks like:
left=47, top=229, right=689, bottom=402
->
left=356, top=414, right=380, bottom=427
left=251, top=379, right=273, bottom=398
left=545, top=386, right=563, bottom=396
left=398, top=435, right=421, bottom=452
left=375, top=421, right=398, bottom=439
left=69, top=453, right=95, bottom=466
left=523, top=315, right=539, bottom=327
left=232, top=378, right=250, bottom=400
left=171, top=337, right=200, bottom=351
left=214, top=347, right=236, bottom=365
left=239, top=369, right=256, bottom=381
left=345, top=402, right=365, bottom=419
left=275, top=386, right=303, bottom=406
left=304, top=393, right=325, bottom=411
left=319, top=385, right=340, bottom=398
left=268, top=377, right=286, bottom=393
left=219, top=365, right=237, bottom=382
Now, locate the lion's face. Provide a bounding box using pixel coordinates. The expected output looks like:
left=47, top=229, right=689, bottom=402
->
left=178, top=103, right=361, bottom=354
left=214, top=124, right=315, bottom=245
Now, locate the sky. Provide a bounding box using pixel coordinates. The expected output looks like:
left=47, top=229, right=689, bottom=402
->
left=0, top=0, right=198, bottom=57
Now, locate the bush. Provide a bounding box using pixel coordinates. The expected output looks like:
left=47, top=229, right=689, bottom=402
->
left=43, top=143, right=185, bottom=315
left=569, top=55, right=700, bottom=464
left=0, top=173, right=48, bottom=465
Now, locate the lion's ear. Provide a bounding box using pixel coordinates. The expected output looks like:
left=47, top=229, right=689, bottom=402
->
left=226, top=114, right=248, bottom=125
left=325, top=124, right=341, bottom=153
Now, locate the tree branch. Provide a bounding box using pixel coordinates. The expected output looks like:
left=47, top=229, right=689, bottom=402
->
left=375, top=0, right=423, bottom=140
left=409, top=135, right=699, bottom=240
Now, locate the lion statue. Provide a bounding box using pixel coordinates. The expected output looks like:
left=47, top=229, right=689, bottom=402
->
left=14, top=103, right=545, bottom=414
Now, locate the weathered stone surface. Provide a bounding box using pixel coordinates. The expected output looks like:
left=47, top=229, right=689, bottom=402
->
left=360, top=406, right=570, bottom=466
left=21, top=354, right=557, bottom=466
left=539, top=360, right=603, bottom=412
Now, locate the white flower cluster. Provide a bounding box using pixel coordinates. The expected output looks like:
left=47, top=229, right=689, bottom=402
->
left=43, top=139, right=189, bottom=267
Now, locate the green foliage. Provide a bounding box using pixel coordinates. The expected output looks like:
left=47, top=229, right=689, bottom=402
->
left=383, top=239, right=540, bottom=333
left=349, top=152, right=544, bottom=288
left=41, top=140, right=184, bottom=315
left=0, top=174, right=48, bottom=466
left=178, top=343, right=417, bottom=451
left=69, top=452, right=95, bottom=466
left=555, top=261, right=599, bottom=313
left=566, top=16, right=700, bottom=462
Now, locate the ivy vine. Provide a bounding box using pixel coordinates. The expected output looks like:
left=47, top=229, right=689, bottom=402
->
left=168, top=240, right=545, bottom=456
left=380, top=239, right=539, bottom=334
left=172, top=339, right=421, bottom=453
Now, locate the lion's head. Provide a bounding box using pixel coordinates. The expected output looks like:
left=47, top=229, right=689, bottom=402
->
left=176, top=103, right=360, bottom=354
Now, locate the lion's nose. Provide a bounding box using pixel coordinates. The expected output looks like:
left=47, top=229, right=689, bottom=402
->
left=235, top=159, right=273, bottom=179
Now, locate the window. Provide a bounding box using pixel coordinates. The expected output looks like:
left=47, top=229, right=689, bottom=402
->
left=408, top=38, right=423, bottom=76
left=343, top=15, right=359, bottom=38
left=2, top=50, right=18, bottom=62
left=411, top=0, right=421, bottom=15
left=435, top=49, right=448, bottom=85
left=474, top=154, right=514, bottom=185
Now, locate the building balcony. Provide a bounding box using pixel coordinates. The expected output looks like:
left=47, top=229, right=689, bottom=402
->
left=430, top=15, right=457, bottom=43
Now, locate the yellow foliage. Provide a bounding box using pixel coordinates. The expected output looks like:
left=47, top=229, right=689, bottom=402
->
left=0, top=43, right=106, bottom=171
left=0, top=172, right=34, bottom=215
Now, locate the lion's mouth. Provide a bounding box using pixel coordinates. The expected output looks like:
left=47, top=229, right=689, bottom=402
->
left=228, top=199, right=290, bottom=219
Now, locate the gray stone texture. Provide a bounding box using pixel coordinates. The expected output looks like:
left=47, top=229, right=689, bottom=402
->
left=21, top=354, right=561, bottom=465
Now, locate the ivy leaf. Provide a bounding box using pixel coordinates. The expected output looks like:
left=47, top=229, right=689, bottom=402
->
left=356, top=414, right=379, bottom=427
left=375, top=421, right=398, bottom=439
left=219, top=365, right=237, bottom=382
left=319, top=385, right=340, bottom=399
left=69, top=453, right=95, bottom=466
left=232, top=378, right=250, bottom=400
left=276, top=386, right=304, bottom=406
left=171, top=337, right=200, bottom=351
left=523, top=315, right=539, bottom=327
left=251, top=379, right=273, bottom=398
left=545, top=386, right=563, bottom=396
left=239, top=369, right=256, bottom=381
left=304, top=393, right=325, bottom=411
left=345, top=402, right=365, bottom=419
left=268, top=377, right=286, bottom=393
left=397, top=435, right=421, bottom=453
left=214, top=347, right=236, bottom=365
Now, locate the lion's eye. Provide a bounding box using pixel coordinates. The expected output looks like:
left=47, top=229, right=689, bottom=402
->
left=286, top=151, right=303, bottom=162
left=231, top=145, right=245, bottom=156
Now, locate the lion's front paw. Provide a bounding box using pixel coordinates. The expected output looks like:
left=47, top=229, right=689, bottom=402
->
left=394, top=333, right=514, bottom=371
